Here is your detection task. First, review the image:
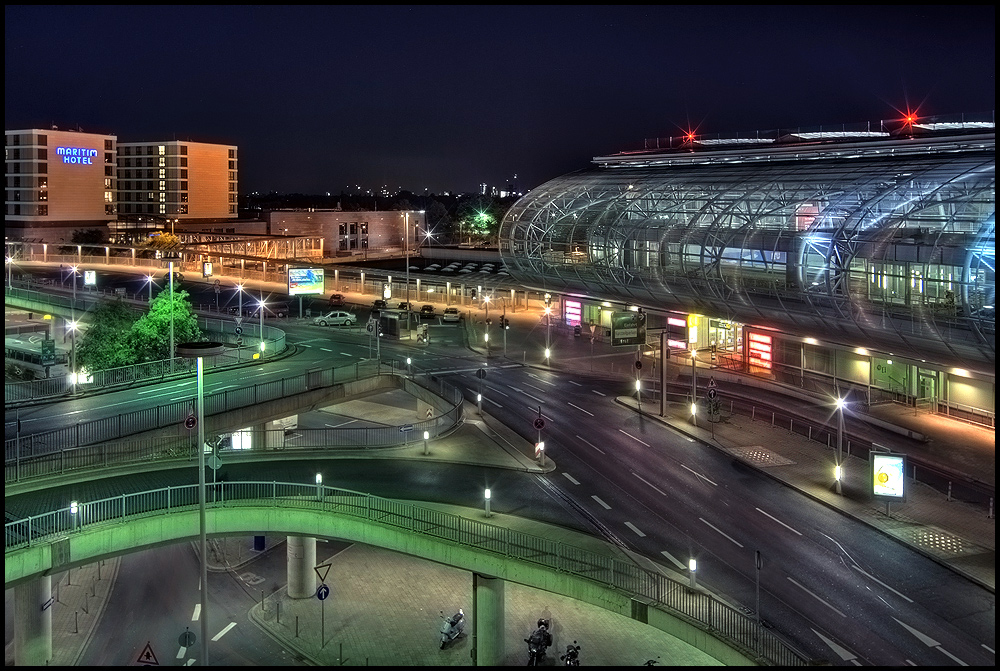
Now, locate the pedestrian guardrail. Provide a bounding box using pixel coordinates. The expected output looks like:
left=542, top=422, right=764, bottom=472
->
left=4, top=480, right=809, bottom=666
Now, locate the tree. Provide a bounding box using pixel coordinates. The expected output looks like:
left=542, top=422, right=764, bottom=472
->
left=129, top=288, right=202, bottom=362
left=75, top=299, right=141, bottom=372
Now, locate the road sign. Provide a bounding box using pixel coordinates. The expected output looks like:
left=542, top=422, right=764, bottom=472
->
left=137, top=641, right=160, bottom=666
left=366, top=321, right=375, bottom=334
left=207, top=455, right=222, bottom=470
left=184, top=415, right=197, bottom=430
left=634, top=360, right=642, bottom=370
left=234, top=316, right=243, bottom=326
left=707, top=388, right=718, bottom=400
left=317, top=583, right=330, bottom=601
left=235, top=326, right=243, bottom=335
left=235, top=337, right=243, bottom=346
left=41, top=339, right=56, bottom=366
left=314, top=562, right=332, bottom=583
left=533, top=417, right=546, bottom=430
left=476, top=368, right=487, bottom=380
left=708, top=377, right=717, bottom=388
left=400, top=424, right=414, bottom=433
left=178, top=628, right=196, bottom=648
left=426, top=408, right=433, bottom=419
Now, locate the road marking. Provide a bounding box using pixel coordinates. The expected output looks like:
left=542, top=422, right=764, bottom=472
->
left=320, top=348, right=332, bottom=352
left=569, top=380, right=583, bottom=387
left=625, top=521, right=646, bottom=537
left=892, top=617, right=967, bottom=665
left=176, top=645, right=187, bottom=659
left=618, top=429, right=650, bottom=447
left=562, top=472, right=580, bottom=485
left=812, top=628, right=858, bottom=663
left=490, top=387, right=510, bottom=397
left=523, top=382, right=547, bottom=392
left=681, top=463, right=717, bottom=486
left=511, top=387, right=546, bottom=404
left=192, top=603, right=201, bottom=621
left=300, top=343, right=312, bottom=347
left=982, top=643, right=995, bottom=654
left=527, top=373, right=558, bottom=386
left=660, top=550, right=686, bottom=570
left=567, top=402, right=594, bottom=416
left=788, top=577, right=846, bottom=617
left=138, top=382, right=192, bottom=394
left=185, top=658, right=196, bottom=666
left=699, top=518, right=744, bottom=547
left=632, top=471, right=666, bottom=496
left=211, top=622, right=238, bottom=641
left=340, top=352, right=354, bottom=356
left=485, top=397, right=503, bottom=408
left=212, top=384, right=236, bottom=392
left=325, top=420, right=357, bottom=428
left=591, top=390, right=606, bottom=396
left=575, top=434, right=605, bottom=454
left=755, top=507, right=802, bottom=535
left=850, top=565, right=912, bottom=602
left=591, top=495, right=611, bottom=510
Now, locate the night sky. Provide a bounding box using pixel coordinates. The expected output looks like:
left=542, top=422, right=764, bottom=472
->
left=5, top=5, right=995, bottom=196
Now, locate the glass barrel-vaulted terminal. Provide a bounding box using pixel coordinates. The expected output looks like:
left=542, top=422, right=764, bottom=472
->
left=499, top=118, right=995, bottom=371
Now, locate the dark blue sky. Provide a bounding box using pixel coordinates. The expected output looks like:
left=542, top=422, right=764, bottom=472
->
left=5, top=5, right=995, bottom=195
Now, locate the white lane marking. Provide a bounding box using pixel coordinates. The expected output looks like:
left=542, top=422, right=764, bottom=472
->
left=523, top=382, right=547, bottom=392
left=511, top=387, right=546, bottom=404
left=591, top=495, right=611, bottom=510
left=212, top=384, right=236, bottom=392
left=299, top=343, right=313, bottom=347
left=325, top=420, right=357, bottom=428
left=575, top=434, right=605, bottom=454
left=904, top=660, right=917, bottom=666
left=526, top=406, right=554, bottom=421
left=788, top=577, right=846, bottom=617
left=893, top=617, right=967, bottom=665
left=527, top=373, right=558, bottom=386
left=185, top=658, right=196, bottom=666
left=850, top=565, right=912, bottom=602
left=320, top=348, right=332, bottom=352
left=618, top=429, right=650, bottom=447
left=212, top=622, right=238, bottom=641
left=820, top=532, right=861, bottom=567
left=591, top=390, right=606, bottom=396
left=485, top=397, right=503, bottom=408
left=176, top=646, right=187, bottom=659
left=755, top=507, right=803, bottom=535
left=192, top=603, right=201, bottom=621
left=569, top=380, right=583, bottom=387
left=340, top=352, right=354, bottom=356
left=982, top=643, right=995, bottom=654
left=625, top=522, right=646, bottom=537
left=567, top=402, right=594, bottom=416
left=632, top=472, right=666, bottom=496
left=562, top=472, right=580, bottom=485
left=699, top=517, right=744, bottom=547
left=660, top=550, right=686, bottom=571
left=490, top=387, right=511, bottom=397
left=812, top=628, right=858, bottom=663
left=681, top=463, right=718, bottom=486
left=138, top=381, right=192, bottom=394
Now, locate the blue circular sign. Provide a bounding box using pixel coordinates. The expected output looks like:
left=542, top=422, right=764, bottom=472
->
left=317, top=584, right=330, bottom=601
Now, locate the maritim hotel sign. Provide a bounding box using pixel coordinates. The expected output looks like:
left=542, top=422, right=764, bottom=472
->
left=55, top=146, right=99, bottom=164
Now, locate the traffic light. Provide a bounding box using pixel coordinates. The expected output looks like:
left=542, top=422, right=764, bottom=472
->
left=378, top=325, right=384, bottom=337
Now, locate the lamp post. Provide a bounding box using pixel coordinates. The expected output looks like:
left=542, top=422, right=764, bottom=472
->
left=404, top=212, right=411, bottom=332
left=484, top=488, right=492, bottom=518
left=169, top=262, right=175, bottom=373
left=544, top=305, right=551, bottom=364
left=636, top=378, right=642, bottom=414
left=146, top=275, right=154, bottom=302
left=6, top=256, right=12, bottom=288
left=68, top=319, right=77, bottom=395
left=483, top=295, right=490, bottom=358
left=690, top=349, right=698, bottom=426
left=175, top=342, right=225, bottom=669
left=258, top=296, right=266, bottom=359
left=236, top=283, right=243, bottom=316
left=835, top=397, right=845, bottom=495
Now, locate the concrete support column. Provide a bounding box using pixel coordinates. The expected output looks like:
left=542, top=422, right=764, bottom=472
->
left=286, top=536, right=317, bottom=599
left=14, top=575, right=52, bottom=666
left=473, top=573, right=505, bottom=666
left=251, top=423, right=268, bottom=450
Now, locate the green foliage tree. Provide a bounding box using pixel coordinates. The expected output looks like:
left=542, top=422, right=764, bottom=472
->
left=130, top=287, right=203, bottom=362
left=75, top=299, right=141, bottom=372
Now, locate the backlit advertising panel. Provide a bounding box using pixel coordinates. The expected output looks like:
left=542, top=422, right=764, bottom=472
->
left=871, top=452, right=906, bottom=501
left=287, top=268, right=324, bottom=296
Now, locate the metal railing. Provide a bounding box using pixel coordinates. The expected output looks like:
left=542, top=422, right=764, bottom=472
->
left=5, top=370, right=464, bottom=484
left=4, top=480, right=808, bottom=666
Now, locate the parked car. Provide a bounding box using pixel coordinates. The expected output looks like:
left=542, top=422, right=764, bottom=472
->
left=372, top=299, right=388, bottom=311
left=442, top=307, right=461, bottom=323
left=329, top=293, right=345, bottom=307
left=246, top=301, right=290, bottom=319
left=419, top=304, right=436, bottom=318
left=396, top=301, right=413, bottom=311
left=313, top=310, right=356, bottom=327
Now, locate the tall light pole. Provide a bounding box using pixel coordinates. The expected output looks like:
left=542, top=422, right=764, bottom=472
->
left=68, top=319, right=77, bottom=395
left=146, top=274, right=154, bottom=302
left=483, top=295, right=490, bottom=358
left=835, top=396, right=845, bottom=495
left=236, top=283, right=243, bottom=316
left=690, top=349, right=698, bottom=426
left=404, top=211, right=411, bottom=332
left=258, top=296, right=266, bottom=358
left=169, top=262, right=175, bottom=373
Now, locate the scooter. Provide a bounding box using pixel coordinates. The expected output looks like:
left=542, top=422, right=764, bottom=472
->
left=439, top=608, right=465, bottom=649
left=525, top=618, right=552, bottom=666
left=560, top=641, right=581, bottom=666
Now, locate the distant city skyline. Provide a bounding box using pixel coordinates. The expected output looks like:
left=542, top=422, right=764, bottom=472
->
left=6, top=5, right=995, bottom=195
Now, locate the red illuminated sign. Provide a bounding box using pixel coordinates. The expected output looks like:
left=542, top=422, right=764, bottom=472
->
left=747, top=332, right=772, bottom=369
left=564, top=300, right=582, bottom=326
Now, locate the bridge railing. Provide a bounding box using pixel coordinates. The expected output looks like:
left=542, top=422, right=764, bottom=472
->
left=5, top=480, right=808, bottom=666
left=5, top=369, right=464, bottom=484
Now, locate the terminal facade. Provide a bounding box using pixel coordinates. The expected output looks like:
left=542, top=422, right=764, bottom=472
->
left=500, top=117, right=995, bottom=421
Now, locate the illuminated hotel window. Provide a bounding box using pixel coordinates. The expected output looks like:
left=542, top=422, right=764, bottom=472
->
left=159, top=203, right=166, bottom=214
left=158, top=145, right=165, bottom=155
left=105, top=152, right=112, bottom=164
left=38, top=190, right=48, bottom=201
left=159, top=169, right=166, bottom=179
left=38, top=205, right=47, bottom=216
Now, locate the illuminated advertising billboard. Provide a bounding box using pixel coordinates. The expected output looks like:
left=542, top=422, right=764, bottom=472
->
left=747, top=332, right=773, bottom=369
left=287, top=268, right=324, bottom=296
left=564, top=300, right=582, bottom=326
left=610, top=311, right=646, bottom=346
left=871, top=452, right=906, bottom=501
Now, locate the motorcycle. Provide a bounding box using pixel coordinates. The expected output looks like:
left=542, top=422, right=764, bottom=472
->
left=560, top=641, right=581, bottom=666
left=439, top=609, right=465, bottom=649
left=525, top=618, right=552, bottom=666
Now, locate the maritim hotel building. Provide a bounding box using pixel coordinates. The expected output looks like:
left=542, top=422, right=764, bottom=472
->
left=5, top=127, right=237, bottom=243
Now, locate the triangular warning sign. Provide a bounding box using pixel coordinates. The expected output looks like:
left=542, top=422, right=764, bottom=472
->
left=137, top=641, right=159, bottom=665
left=314, top=562, right=332, bottom=583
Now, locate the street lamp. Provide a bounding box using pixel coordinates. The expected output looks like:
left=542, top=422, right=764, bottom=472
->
left=67, top=319, right=78, bottom=395
left=835, top=396, right=846, bottom=495
left=146, top=275, right=155, bottom=302
left=636, top=378, right=642, bottom=414
left=175, top=342, right=225, bottom=669
left=257, top=297, right=266, bottom=358
left=5, top=255, right=12, bottom=288
left=484, top=488, right=492, bottom=518
left=690, top=349, right=698, bottom=426
left=544, top=304, right=551, bottom=364
left=403, top=212, right=411, bottom=332
left=483, top=295, right=490, bottom=358
left=236, top=282, right=244, bottom=316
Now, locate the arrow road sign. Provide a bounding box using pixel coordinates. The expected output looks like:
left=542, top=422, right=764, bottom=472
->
left=707, top=388, right=717, bottom=400
left=235, top=326, right=243, bottom=335
left=317, top=584, right=330, bottom=601
left=400, top=424, right=414, bottom=433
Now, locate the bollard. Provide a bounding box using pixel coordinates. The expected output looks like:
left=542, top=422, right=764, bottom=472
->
left=989, top=498, right=994, bottom=519
left=277, top=601, right=281, bottom=624
left=261, top=590, right=265, bottom=611
left=296, top=615, right=299, bottom=638
left=771, top=412, right=775, bottom=427
left=947, top=482, right=952, bottom=502
left=808, top=426, right=812, bottom=441
left=751, top=406, right=755, bottom=422
left=75, top=611, right=79, bottom=634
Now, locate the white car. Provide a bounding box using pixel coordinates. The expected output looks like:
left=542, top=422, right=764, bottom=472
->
left=313, top=310, right=356, bottom=327
left=442, top=307, right=461, bottom=323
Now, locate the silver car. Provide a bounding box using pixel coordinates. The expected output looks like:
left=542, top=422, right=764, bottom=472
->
left=313, top=310, right=356, bottom=327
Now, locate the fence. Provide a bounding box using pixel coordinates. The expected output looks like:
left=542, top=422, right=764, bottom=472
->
left=5, top=369, right=464, bottom=485
left=5, top=480, right=808, bottom=666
